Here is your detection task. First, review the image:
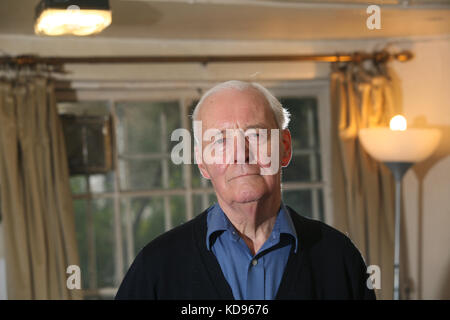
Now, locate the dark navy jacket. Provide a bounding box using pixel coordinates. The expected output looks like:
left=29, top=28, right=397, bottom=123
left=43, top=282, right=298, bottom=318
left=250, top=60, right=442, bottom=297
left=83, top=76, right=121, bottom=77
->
left=115, top=205, right=376, bottom=300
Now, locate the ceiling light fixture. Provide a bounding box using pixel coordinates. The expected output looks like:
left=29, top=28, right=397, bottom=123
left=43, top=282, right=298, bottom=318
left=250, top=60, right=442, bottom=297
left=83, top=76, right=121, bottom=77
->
left=34, top=0, right=112, bottom=36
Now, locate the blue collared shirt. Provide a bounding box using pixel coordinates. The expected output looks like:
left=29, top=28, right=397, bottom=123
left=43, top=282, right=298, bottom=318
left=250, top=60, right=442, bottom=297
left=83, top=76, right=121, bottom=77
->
left=206, top=202, right=298, bottom=300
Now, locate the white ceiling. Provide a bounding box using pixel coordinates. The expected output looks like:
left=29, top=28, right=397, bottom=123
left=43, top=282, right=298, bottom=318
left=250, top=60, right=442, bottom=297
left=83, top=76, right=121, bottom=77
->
left=0, top=0, right=449, bottom=41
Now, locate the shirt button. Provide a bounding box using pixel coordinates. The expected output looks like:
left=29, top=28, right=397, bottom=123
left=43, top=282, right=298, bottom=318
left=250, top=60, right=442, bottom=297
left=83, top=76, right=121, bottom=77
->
left=251, top=259, right=258, bottom=266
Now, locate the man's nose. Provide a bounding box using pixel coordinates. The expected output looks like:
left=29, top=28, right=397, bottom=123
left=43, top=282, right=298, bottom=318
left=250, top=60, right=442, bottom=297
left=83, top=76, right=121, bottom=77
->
left=231, top=133, right=251, bottom=164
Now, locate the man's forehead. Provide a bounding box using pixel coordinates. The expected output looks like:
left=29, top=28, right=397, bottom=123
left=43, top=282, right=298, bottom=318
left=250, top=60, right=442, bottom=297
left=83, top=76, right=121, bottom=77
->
left=208, top=122, right=273, bottom=134
left=200, top=90, right=276, bottom=129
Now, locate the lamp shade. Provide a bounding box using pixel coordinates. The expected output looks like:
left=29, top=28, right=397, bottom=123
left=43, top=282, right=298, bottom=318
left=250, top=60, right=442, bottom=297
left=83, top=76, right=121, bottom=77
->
left=359, top=128, right=441, bottom=163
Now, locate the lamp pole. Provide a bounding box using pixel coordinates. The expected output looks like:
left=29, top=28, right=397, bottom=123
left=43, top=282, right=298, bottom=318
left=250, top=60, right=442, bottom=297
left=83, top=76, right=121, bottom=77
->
left=359, top=118, right=441, bottom=300
left=384, top=161, right=413, bottom=300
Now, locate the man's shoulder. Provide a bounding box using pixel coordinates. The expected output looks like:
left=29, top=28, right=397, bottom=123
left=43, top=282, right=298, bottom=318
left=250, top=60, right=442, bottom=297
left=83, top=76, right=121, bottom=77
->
left=286, top=205, right=357, bottom=253
left=286, top=205, right=374, bottom=299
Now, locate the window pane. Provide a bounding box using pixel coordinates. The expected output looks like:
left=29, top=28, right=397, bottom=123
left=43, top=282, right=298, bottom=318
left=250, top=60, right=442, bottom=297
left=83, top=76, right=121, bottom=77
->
left=70, top=175, right=87, bottom=194
left=280, top=97, right=319, bottom=150
left=193, top=194, right=206, bottom=215
left=318, top=188, right=325, bottom=222
left=282, top=189, right=313, bottom=219
left=119, top=159, right=161, bottom=190
left=73, top=199, right=89, bottom=290
left=279, top=97, right=321, bottom=183
left=115, top=103, right=184, bottom=191
left=168, top=160, right=184, bottom=189
left=89, top=172, right=115, bottom=193
left=119, top=159, right=182, bottom=191
left=191, top=163, right=212, bottom=188
left=193, top=193, right=216, bottom=215
left=283, top=155, right=311, bottom=182
left=209, top=193, right=217, bottom=205
left=282, top=153, right=322, bottom=182
left=92, top=198, right=115, bottom=288
left=187, top=99, right=213, bottom=189
left=115, top=101, right=181, bottom=155
left=170, top=195, right=187, bottom=227
left=312, top=153, right=322, bottom=181
left=282, top=188, right=324, bottom=221
left=73, top=198, right=115, bottom=290
left=123, top=197, right=166, bottom=256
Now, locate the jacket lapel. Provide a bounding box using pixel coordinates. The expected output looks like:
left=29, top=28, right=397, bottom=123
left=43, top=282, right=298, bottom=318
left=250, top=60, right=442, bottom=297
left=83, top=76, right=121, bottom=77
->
left=192, top=206, right=322, bottom=300
left=275, top=206, right=321, bottom=299
left=193, top=211, right=235, bottom=299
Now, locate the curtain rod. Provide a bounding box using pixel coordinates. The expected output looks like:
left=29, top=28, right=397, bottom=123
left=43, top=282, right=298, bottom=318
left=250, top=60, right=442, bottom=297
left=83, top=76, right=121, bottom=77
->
left=0, top=50, right=413, bottom=66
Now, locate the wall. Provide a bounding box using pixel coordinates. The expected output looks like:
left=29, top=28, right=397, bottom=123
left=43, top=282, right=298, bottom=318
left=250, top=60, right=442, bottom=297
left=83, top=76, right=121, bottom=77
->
left=391, top=38, right=450, bottom=300
left=0, top=33, right=449, bottom=299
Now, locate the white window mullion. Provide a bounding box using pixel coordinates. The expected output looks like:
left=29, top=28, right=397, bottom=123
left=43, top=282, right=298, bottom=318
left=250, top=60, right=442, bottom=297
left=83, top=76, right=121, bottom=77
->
left=307, top=106, right=320, bottom=221
left=85, top=174, right=97, bottom=290
left=181, top=99, right=194, bottom=220
left=124, top=198, right=134, bottom=268
left=160, top=112, right=172, bottom=231
left=110, top=99, right=125, bottom=287
left=316, top=83, right=334, bottom=226
left=123, top=108, right=135, bottom=268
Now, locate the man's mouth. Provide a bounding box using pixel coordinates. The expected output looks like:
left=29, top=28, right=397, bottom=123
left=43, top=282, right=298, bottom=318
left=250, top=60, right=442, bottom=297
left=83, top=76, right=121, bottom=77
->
left=229, top=173, right=259, bottom=181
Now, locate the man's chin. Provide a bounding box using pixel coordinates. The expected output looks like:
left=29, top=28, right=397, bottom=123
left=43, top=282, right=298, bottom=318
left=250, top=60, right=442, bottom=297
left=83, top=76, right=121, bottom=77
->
left=232, top=188, right=266, bottom=204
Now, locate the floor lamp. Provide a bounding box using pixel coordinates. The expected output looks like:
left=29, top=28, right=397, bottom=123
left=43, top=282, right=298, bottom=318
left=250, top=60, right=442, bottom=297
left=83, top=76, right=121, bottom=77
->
left=359, top=115, right=441, bottom=300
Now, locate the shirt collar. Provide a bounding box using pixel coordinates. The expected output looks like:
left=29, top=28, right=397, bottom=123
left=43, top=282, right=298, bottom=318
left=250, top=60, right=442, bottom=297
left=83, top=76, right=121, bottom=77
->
left=206, top=201, right=298, bottom=253
left=206, top=203, right=237, bottom=250
left=275, top=202, right=298, bottom=253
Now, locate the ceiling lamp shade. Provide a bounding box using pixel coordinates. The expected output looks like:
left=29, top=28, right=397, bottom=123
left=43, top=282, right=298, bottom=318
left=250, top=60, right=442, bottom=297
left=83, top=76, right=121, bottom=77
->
left=34, top=0, right=112, bottom=36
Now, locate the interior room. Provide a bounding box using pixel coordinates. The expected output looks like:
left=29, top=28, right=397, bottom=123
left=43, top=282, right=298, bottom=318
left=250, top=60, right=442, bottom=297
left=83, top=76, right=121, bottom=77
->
left=0, top=0, right=449, bottom=300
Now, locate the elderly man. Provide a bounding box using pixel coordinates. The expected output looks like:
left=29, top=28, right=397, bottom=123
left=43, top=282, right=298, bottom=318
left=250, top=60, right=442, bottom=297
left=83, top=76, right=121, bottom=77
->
left=115, top=80, right=376, bottom=300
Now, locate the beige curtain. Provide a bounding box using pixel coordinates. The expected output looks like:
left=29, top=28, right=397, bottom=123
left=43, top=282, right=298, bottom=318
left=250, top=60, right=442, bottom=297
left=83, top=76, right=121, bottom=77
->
left=0, top=76, right=82, bottom=299
left=330, top=62, right=398, bottom=300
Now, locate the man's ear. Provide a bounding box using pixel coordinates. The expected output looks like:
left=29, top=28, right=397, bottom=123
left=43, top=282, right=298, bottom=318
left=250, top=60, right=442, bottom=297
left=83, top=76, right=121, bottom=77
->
left=195, top=145, right=211, bottom=180
left=280, top=129, right=292, bottom=167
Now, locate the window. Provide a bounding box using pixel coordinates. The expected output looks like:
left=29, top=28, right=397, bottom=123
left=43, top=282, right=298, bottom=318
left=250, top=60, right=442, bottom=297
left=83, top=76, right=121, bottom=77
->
left=280, top=97, right=324, bottom=221
left=61, top=80, right=332, bottom=299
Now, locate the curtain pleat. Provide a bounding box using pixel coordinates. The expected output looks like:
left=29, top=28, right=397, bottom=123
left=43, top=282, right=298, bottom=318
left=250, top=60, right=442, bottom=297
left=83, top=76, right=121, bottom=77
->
left=330, top=63, right=397, bottom=300
left=0, top=76, right=82, bottom=299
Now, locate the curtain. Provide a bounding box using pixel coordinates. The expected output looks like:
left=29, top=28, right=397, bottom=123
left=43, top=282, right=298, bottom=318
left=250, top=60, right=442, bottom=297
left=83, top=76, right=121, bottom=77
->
left=330, top=61, right=399, bottom=300
left=0, top=76, right=82, bottom=299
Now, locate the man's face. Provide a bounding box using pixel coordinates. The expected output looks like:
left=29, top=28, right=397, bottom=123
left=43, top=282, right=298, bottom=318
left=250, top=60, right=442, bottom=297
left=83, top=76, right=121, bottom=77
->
left=195, top=88, right=292, bottom=206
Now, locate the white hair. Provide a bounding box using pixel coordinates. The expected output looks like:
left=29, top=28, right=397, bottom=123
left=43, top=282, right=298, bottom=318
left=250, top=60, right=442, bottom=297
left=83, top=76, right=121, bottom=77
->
left=191, top=80, right=290, bottom=140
